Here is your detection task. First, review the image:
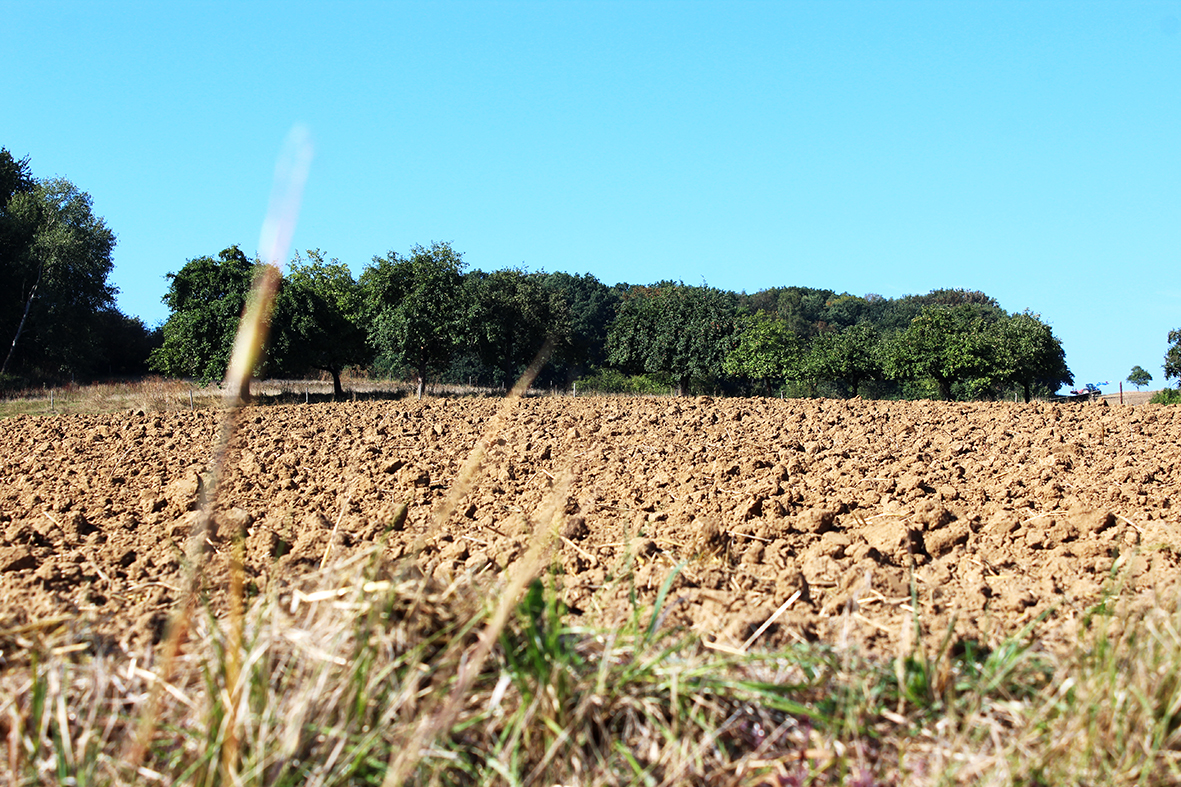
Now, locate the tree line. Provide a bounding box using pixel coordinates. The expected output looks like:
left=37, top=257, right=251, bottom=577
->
left=23, top=145, right=1181, bottom=403
left=143, top=240, right=1076, bottom=402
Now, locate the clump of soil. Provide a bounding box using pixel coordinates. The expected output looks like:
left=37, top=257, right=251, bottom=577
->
left=2, top=396, right=1178, bottom=661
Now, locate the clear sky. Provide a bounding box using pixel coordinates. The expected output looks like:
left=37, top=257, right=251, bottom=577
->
left=3, top=1, right=1179, bottom=393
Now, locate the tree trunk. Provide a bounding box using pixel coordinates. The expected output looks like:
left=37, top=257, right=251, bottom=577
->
left=936, top=376, right=953, bottom=401
left=1022, top=382, right=1032, bottom=403
left=331, top=368, right=344, bottom=400
left=1, top=265, right=42, bottom=377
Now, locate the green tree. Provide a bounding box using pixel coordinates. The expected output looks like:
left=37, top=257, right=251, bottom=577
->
left=819, top=294, right=873, bottom=331
left=463, top=268, right=569, bottom=390
left=883, top=304, right=997, bottom=401
left=537, top=271, right=619, bottom=388
left=991, top=311, right=1073, bottom=402
left=0, top=149, right=36, bottom=278
left=1, top=169, right=118, bottom=379
left=607, top=282, right=737, bottom=395
left=1127, top=365, right=1152, bottom=391
left=739, top=286, right=836, bottom=337
left=271, top=250, right=369, bottom=398
left=1, top=151, right=42, bottom=379
left=723, top=311, right=803, bottom=394
left=148, top=246, right=256, bottom=383
left=1165, top=330, right=1181, bottom=383
left=883, top=289, right=1004, bottom=333
left=804, top=322, right=884, bottom=398
left=93, top=311, right=162, bottom=377
left=361, top=242, right=466, bottom=398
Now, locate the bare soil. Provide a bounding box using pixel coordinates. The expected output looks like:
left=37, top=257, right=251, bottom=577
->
left=2, top=395, right=1179, bottom=663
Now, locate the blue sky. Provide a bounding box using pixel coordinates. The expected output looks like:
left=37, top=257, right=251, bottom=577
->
left=3, top=1, right=1179, bottom=392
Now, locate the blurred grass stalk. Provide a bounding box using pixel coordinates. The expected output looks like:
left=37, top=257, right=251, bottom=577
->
left=127, top=126, right=312, bottom=779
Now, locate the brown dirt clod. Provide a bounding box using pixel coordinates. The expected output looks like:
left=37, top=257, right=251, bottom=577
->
left=1, top=396, right=1179, bottom=660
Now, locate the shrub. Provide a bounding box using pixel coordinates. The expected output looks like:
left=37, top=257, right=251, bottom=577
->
left=574, top=368, right=670, bottom=395
left=1149, top=387, right=1181, bottom=405
left=0, top=373, right=30, bottom=392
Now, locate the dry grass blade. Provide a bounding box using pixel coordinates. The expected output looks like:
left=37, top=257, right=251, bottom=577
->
left=394, top=340, right=555, bottom=633
left=320, top=484, right=355, bottom=570
left=123, top=128, right=312, bottom=777
left=408, top=339, right=555, bottom=560
left=382, top=346, right=563, bottom=784
left=703, top=590, right=802, bottom=655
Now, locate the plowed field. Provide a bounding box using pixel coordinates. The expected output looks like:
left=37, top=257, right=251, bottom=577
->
left=2, top=395, right=1179, bottom=661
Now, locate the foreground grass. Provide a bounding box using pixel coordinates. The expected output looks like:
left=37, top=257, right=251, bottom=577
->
left=4, top=550, right=1181, bottom=786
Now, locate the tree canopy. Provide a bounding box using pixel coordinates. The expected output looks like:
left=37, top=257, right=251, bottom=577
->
left=1, top=150, right=127, bottom=382
left=883, top=304, right=998, bottom=401
left=804, top=323, right=884, bottom=398
left=463, top=268, right=570, bottom=390
left=607, top=282, right=737, bottom=395
left=148, top=246, right=256, bottom=384
left=272, top=250, right=369, bottom=398
left=1128, top=365, right=1152, bottom=391
left=124, top=238, right=1083, bottom=404
left=991, top=311, right=1072, bottom=403
left=537, top=271, right=619, bottom=388
left=723, top=312, right=803, bottom=394
left=0, top=149, right=35, bottom=274
left=362, top=242, right=466, bottom=399
left=1165, top=330, right=1181, bottom=383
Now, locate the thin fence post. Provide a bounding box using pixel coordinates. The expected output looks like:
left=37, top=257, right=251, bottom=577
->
left=189, top=389, right=194, bottom=411
left=50, top=391, right=54, bottom=412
